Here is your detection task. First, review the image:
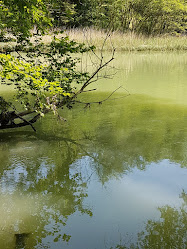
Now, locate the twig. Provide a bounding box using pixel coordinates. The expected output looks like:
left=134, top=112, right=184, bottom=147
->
left=82, top=88, right=97, bottom=93
left=16, top=51, right=29, bottom=62
left=72, top=48, right=115, bottom=99
left=74, top=86, right=130, bottom=106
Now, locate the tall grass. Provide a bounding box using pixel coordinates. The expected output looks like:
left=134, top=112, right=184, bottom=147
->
left=1, top=27, right=187, bottom=52
left=61, top=28, right=187, bottom=51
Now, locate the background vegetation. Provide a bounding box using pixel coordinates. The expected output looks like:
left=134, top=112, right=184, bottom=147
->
left=52, top=0, right=187, bottom=36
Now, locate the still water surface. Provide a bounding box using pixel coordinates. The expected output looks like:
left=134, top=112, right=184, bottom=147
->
left=0, top=52, right=187, bottom=249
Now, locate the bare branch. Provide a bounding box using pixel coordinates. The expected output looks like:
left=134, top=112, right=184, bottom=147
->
left=81, top=88, right=97, bottom=93
left=74, top=86, right=130, bottom=107
left=72, top=48, right=115, bottom=100
left=16, top=51, right=29, bottom=62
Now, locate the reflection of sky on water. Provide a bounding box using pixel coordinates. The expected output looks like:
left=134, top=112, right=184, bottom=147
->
left=0, top=157, right=55, bottom=194
left=66, top=158, right=187, bottom=249
left=0, top=153, right=185, bottom=249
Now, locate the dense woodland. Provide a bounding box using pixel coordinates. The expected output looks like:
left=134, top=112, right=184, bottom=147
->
left=0, top=0, right=187, bottom=38
left=51, top=0, right=187, bottom=35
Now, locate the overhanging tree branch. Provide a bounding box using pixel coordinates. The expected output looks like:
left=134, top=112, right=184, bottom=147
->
left=71, top=48, right=115, bottom=100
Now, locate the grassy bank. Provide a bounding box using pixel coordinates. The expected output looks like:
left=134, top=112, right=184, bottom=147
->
left=1, top=28, right=187, bottom=52
left=62, top=28, right=187, bottom=52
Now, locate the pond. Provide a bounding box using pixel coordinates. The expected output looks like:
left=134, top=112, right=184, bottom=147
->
left=0, top=52, right=187, bottom=249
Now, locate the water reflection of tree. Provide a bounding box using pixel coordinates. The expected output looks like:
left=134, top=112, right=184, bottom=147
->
left=112, top=191, right=187, bottom=249
left=0, top=94, right=187, bottom=247
left=80, top=97, right=187, bottom=183
left=1, top=95, right=187, bottom=184
left=0, top=134, right=92, bottom=248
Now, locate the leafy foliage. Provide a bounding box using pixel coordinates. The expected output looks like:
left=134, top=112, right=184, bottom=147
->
left=132, top=0, right=187, bottom=35
left=0, top=37, right=92, bottom=114
left=47, top=0, right=76, bottom=26
left=0, top=0, right=51, bottom=41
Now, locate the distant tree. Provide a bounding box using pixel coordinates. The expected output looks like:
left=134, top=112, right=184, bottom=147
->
left=69, top=0, right=187, bottom=35
left=132, top=0, right=187, bottom=35
left=47, top=0, right=76, bottom=27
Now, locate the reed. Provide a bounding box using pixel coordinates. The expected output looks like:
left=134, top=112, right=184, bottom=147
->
left=58, top=28, right=187, bottom=52
left=1, top=27, right=187, bottom=52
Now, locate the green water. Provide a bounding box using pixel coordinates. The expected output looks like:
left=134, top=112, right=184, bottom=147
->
left=0, top=52, right=187, bottom=249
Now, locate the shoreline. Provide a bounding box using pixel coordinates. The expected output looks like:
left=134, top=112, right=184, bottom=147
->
left=1, top=28, right=187, bottom=52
